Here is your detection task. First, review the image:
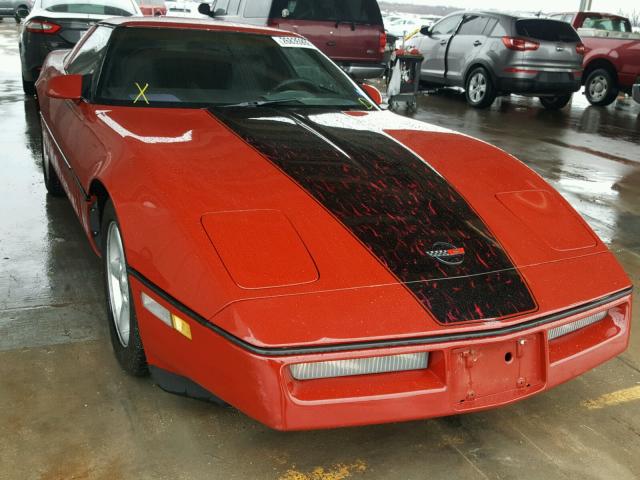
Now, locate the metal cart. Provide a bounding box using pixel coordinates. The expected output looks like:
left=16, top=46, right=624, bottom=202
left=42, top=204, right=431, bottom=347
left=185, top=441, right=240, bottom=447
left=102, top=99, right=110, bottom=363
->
left=387, top=50, right=423, bottom=113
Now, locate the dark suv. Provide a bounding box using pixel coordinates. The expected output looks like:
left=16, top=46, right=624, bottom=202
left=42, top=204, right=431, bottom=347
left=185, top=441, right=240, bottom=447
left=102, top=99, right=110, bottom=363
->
left=407, top=12, right=585, bottom=109
left=198, top=0, right=386, bottom=79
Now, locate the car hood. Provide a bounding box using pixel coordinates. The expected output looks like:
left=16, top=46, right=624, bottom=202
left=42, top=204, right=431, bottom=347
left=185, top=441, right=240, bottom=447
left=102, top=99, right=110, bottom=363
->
left=93, top=106, right=627, bottom=347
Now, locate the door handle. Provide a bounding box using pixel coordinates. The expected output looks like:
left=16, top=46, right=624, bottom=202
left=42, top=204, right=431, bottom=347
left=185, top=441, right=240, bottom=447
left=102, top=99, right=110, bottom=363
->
left=440, top=39, right=447, bottom=45
left=326, top=41, right=336, bottom=47
left=473, top=40, right=482, bottom=46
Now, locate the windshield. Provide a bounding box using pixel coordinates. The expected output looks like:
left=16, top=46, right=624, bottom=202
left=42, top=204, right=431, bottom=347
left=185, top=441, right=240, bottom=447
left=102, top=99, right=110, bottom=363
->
left=270, top=0, right=382, bottom=24
left=582, top=16, right=632, bottom=33
left=43, top=0, right=135, bottom=15
left=96, top=28, right=375, bottom=109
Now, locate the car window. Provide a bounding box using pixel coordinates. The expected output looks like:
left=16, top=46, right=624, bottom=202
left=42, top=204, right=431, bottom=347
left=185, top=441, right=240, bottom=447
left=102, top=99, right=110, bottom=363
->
left=96, top=28, right=374, bottom=109
left=516, top=19, right=580, bottom=42
left=136, top=0, right=163, bottom=5
left=269, top=0, right=382, bottom=25
left=431, top=14, right=461, bottom=35
left=42, top=0, right=136, bottom=15
left=582, top=16, right=632, bottom=32
left=489, top=20, right=507, bottom=36
left=67, top=26, right=112, bottom=76
left=244, top=0, right=270, bottom=17
left=482, top=17, right=498, bottom=35
left=226, top=0, right=240, bottom=15
left=212, top=0, right=228, bottom=15
left=458, top=15, right=490, bottom=35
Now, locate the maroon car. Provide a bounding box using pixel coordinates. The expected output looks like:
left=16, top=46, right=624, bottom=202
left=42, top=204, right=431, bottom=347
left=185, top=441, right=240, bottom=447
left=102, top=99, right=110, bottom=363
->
left=198, top=0, right=387, bottom=79
left=136, top=0, right=166, bottom=16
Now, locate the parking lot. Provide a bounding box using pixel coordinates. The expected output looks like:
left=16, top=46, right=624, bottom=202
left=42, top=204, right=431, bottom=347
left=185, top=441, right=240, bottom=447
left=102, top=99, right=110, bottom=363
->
left=1, top=17, right=640, bottom=480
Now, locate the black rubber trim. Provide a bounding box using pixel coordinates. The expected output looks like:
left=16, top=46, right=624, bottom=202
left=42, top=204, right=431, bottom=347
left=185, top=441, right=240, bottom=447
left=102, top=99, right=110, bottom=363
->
left=39, top=112, right=90, bottom=200
left=149, top=366, right=227, bottom=406
left=128, top=267, right=632, bottom=357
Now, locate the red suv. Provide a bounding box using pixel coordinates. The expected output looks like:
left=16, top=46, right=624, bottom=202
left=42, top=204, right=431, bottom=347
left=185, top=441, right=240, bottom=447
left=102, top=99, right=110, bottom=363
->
left=198, top=0, right=387, bottom=79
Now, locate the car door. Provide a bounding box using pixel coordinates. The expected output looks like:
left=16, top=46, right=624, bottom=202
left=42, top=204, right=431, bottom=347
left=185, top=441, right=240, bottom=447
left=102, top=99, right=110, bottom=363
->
left=415, top=14, right=462, bottom=84
left=446, top=14, right=491, bottom=85
left=49, top=25, right=112, bottom=219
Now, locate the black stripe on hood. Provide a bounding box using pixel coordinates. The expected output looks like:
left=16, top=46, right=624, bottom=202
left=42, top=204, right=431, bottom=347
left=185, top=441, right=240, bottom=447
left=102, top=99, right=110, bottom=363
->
left=210, top=107, right=536, bottom=324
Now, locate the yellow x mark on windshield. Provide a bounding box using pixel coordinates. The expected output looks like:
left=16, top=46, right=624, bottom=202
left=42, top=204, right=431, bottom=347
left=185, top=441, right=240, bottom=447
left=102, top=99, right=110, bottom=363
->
left=134, top=82, right=149, bottom=104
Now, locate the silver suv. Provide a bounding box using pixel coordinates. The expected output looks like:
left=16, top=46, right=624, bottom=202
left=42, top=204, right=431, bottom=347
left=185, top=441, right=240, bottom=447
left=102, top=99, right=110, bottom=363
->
left=407, top=12, right=585, bottom=109
left=0, top=0, right=31, bottom=22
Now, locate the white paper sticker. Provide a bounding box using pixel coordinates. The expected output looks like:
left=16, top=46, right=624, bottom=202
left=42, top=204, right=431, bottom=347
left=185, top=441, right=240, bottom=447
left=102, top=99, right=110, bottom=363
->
left=272, top=36, right=315, bottom=48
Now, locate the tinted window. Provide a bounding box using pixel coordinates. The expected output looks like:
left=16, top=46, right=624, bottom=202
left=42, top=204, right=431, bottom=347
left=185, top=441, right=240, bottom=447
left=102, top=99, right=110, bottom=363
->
left=43, top=0, right=135, bottom=15
left=490, top=20, right=507, bottom=36
left=270, top=0, right=382, bottom=25
left=67, top=26, right=111, bottom=75
left=516, top=19, right=580, bottom=42
left=482, top=17, right=498, bottom=35
left=244, top=0, right=270, bottom=17
left=458, top=15, right=489, bottom=35
left=431, top=14, right=461, bottom=35
left=582, top=16, right=632, bottom=32
left=97, top=28, right=373, bottom=108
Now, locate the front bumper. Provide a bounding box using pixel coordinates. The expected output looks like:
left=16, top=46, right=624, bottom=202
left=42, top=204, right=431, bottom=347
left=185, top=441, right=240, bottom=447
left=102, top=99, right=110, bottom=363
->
left=339, top=62, right=386, bottom=80
left=130, top=274, right=632, bottom=431
left=497, top=71, right=581, bottom=95
left=633, top=83, right=640, bottom=104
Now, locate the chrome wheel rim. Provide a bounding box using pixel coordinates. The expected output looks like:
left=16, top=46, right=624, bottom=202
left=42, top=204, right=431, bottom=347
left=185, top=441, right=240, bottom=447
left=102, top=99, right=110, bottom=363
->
left=469, top=72, right=487, bottom=103
left=588, top=75, right=608, bottom=102
left=106, top=222, right=130, bottom=347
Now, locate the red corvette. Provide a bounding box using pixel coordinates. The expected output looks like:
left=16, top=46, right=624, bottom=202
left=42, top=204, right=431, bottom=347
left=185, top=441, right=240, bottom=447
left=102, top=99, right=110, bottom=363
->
left=36, top=17, right=632, bottom=430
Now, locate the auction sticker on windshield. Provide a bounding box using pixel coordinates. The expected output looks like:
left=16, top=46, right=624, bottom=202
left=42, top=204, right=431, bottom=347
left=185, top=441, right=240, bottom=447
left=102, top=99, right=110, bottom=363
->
left=272, top=36, right=315, bottom=48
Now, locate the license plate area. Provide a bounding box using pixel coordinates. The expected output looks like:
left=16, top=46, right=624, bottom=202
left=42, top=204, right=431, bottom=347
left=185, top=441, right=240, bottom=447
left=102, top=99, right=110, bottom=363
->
left=450, top=333, right=545, bottom=409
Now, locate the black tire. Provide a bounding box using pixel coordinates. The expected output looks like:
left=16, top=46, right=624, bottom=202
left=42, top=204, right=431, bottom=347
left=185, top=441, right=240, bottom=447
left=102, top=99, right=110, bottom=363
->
left=41, top=123, right=66, bottom=197
left=22, top=76, right=35, bottom=95
left=584, top=68, right=618, bottom=107
left=465, top=67, right=496, bottom=108
left=102, top=200, right=148, bottom=377
left=539, top=94, right=572, bottom=110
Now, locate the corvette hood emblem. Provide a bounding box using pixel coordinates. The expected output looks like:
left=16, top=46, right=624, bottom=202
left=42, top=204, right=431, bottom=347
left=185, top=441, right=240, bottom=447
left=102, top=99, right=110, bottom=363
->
left=426, top=242, right=465, bottom=265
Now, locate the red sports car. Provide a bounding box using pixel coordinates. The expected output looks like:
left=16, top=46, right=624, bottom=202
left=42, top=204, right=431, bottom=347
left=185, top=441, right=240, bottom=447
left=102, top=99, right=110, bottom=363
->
left=36, top=17, right=632, bottom=430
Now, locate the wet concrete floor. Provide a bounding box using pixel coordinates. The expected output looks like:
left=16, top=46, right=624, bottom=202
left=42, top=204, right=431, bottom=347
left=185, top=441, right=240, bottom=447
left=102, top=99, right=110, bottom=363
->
left=1, top=19, right=640, bottom=480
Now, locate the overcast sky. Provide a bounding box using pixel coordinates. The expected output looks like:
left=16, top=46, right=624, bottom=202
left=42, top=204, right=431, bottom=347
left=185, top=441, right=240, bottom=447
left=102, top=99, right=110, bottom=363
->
left=384, top=0, right=638, bottom=14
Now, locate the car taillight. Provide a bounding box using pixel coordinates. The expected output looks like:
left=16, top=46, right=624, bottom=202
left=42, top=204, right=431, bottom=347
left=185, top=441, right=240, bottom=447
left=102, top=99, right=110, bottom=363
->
left=379, top=30, right=387, bottom=54
left=576, top=42, right=586, bottom=55
left=25, top=19, right=61, bottom=34
left=501, top=36, right=539, bottom=51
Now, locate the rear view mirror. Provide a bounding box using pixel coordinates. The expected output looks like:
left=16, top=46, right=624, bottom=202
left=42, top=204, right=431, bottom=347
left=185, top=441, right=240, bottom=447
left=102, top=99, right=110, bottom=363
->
left=198, top=3, right=211, bottom=16
left=360, top=83, right=383, bottom=106
left=420, top=26, right=431, bottom=36
left=46, top=74, right=83, bottom=101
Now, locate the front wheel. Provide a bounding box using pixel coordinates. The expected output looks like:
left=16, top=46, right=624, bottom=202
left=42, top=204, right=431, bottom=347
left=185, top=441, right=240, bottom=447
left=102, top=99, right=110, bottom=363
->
left=102, top=201, right=148, bottom=377
left=585, top=68, right=618, bottom=107
left=465, top=67, right=496, bottom=108
left=41, top=123, right=65, bottom=197
left=539, top=94, right=572, bottom=110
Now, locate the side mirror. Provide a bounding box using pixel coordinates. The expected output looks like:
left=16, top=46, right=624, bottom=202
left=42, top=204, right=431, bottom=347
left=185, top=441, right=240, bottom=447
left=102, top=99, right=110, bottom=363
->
left=16, top=6, right=29, bottom=19
left=420, top=25, right=431, bottom=36
left=46, top=74, right=83, bottom=101
left=198, top=2, right=211, bottom=16
left=360, top=83, right=382, bottom=106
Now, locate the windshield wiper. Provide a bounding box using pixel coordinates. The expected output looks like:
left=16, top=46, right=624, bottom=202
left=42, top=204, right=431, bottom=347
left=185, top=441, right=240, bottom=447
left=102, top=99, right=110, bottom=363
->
left=218, top=98, right=306, bottom=108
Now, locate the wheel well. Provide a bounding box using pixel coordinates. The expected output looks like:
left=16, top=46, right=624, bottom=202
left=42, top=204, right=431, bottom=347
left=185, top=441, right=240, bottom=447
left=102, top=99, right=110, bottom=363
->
left=88, top=179, right=110, bottom=251
left=583, top=59, right=617, bottom=85
left=464, top=63, right=494, bottom=86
